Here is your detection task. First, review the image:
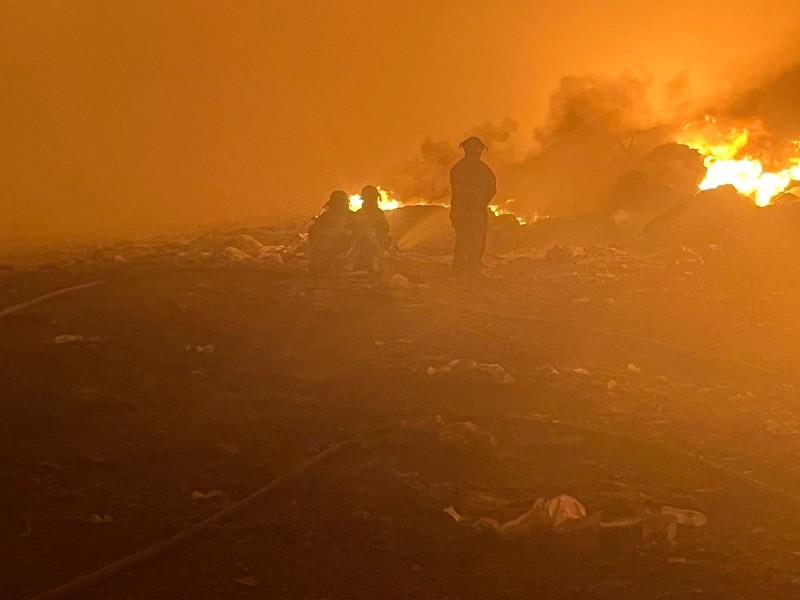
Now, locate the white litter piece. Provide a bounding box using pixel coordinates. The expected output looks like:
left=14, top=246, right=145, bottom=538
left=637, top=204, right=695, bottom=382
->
left=444, top=505, right=463, bottom=523
left=627, top=363, right=642, bottom=374
left=661, top=506, right=707, bottom=528
left=53, top=335, right=103, bottom=344
left=475, top=363, right=516, bottom=384
left=426, top=359, right=515, bottom=384
left=191, top=490, right=227, bottom=501
left=221, top=246, right=255, bottom=263
left=572, top=368, right=591, bottom=376
left=86, top=514, right=115, bottom=524
left=547, top=494, right=588, bottom=530
left=225, top=234, right=263, bottom=257
left=185, top=344, right=216, bottom=354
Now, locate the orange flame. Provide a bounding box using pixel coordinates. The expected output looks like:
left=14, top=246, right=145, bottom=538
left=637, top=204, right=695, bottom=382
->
left=677, top=116, right=800, bottom=207
left=348, top=187, right=402, bottom=212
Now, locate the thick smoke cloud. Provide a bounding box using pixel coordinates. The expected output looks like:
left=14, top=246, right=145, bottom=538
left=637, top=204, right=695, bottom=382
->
left=390, top=74, right=678, bottom=218
left=392, top=52, right=800, bottom=221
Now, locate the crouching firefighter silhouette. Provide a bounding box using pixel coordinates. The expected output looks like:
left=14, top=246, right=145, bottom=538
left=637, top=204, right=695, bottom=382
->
left=449, top=136, right=496, bottom=276
left=308, top=190, right=356, bottom=276
left=355, top=185, right=394, bottom=283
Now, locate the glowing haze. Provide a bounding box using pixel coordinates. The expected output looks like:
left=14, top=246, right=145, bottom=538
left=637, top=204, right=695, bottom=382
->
left=2, top=0, right=799, bottom=250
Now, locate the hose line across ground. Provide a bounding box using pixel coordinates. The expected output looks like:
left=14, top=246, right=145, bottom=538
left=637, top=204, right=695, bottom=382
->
left=23, top=414, right=800, bottom=600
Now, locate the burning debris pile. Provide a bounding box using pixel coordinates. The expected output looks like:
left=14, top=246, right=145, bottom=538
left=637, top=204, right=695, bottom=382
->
left=677, top=116, right=800, bottom=207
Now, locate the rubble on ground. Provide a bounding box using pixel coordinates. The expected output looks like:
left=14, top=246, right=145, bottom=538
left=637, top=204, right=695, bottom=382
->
left=642, top=185, right=755, bottom=250
left=426, top=359, right=515, bottom=384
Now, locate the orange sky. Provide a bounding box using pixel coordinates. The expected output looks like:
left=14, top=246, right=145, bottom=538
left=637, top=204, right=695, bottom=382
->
left=1, top=0, right=798, bottom=249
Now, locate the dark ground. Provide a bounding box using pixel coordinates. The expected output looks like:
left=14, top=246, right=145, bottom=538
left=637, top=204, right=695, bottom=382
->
left=1, top=243, right=800, bottom=599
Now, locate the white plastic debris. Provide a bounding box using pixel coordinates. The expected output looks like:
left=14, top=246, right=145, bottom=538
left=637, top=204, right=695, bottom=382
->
left=607, top=380, right=619, bottom=391
left=627, top=363, right=642, bottom=374
left=86, top=514, right=115, bottom=524
left=661, top=506, right=707, bottom=528
left=547, top=494, right=589, bottom=530
left=234, top=576, right=261, bottom=587
left=572, top=368, right=591, bottom=376
left=444, top=505, right=463, bottom=523
left=225, top=234, right=263, bottom=257
left=191, top=490, right=226, bottom=501
left=425, top=359, right=515, bottom=384
left=476, top=495, right=592, bottom=541
left=185, top=344, right=216, bottom=354
left=222, top=246, right=255, bottom=263
left=476, top=363, right=516, bottom=384
left=53, top=335, right=102, bottom=344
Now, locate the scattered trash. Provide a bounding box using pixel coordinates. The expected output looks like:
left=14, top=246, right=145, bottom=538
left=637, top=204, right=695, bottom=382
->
left=258, top=250, right=284, bottom=265
left=225, top=234, right=263, bottom=257
left=627, top=363, right=642, bottom=374
left=572, top=247, right=587, bottom=257
left=572, top=368, right=591, bottom=376
left=443, top=505, right=463, bottom=522
left=763, top=411, right=800, bottom=436
left=191, top=490, right=227, bottom=501
left=573, top=297, right=592, bottom=304
left=389, top=273, right=412, bottom=290
left=185, top=344, right=216, bottom=354
left=426, top=359, right=515, bottom=384
left=607, top=380, right=619, bottom=391
left=222, top=246, right=256, bottom=263
left=86, top=514, right=115, bottom=524
left=464, top=493, right=705, bottom=550
left=234, top=576, right=262, bottom=587
left=53, top=334, right=103, bottom=345
left=475, top=495, right=595, bottom=541
left=661, top=506, right=707, bottom=528
left=476, top=363, right=516, bottom=384
left=548, top=494, right=589, bottom=530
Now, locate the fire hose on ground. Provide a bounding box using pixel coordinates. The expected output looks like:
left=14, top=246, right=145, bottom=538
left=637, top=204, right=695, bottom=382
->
left=20, top=413, right=800, bottom=600
left=2, top=272, right=798, bottom=598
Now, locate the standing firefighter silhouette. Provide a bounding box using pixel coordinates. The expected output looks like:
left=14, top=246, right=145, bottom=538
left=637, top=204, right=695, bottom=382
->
left=449, top=136, right=496, bottom=275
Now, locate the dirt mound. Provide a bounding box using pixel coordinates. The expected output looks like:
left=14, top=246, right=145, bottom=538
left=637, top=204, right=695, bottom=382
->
left=608, top=144, right=706, bottom=234
left=642, top=185, right=755, bottom=250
